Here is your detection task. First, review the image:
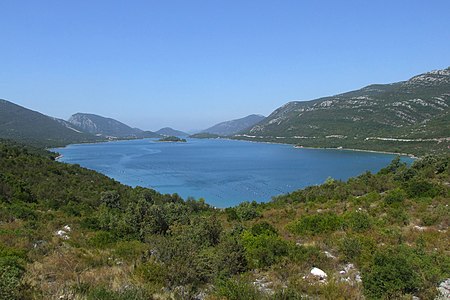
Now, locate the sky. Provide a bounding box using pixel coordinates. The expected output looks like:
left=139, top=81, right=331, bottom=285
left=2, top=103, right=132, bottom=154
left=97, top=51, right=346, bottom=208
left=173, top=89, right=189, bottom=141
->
left=1, top=1, right=449, bottom=132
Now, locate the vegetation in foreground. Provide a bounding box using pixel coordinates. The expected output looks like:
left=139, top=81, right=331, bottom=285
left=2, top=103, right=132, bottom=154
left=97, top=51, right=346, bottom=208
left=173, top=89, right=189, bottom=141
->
left=0, top=139, right=449, bottom=299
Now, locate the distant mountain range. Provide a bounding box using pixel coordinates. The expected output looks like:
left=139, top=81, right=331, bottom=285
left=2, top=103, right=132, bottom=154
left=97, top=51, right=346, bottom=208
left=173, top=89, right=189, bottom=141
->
left=1, top=67, right=448, bottom=155
left=68, top=113, right=160, bottom=139
left=155, top=127, right=189, bottom=137
left=0, top=102, right=163, bottom=147
left=236, top=67, right=450, bottom=155
left=201, top=114, right=265, bottom=136
left=0, top=99, right=98, bottom=147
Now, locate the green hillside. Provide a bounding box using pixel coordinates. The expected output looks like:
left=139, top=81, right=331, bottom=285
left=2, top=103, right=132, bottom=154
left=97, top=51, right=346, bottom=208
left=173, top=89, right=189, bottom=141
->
left=68, top=113, right=160, bottom=139
left=0, top=99, right=99, bottom=148
left=237, top=68, right=450, bottom=155
left=1, top=139, right=448, bottom=299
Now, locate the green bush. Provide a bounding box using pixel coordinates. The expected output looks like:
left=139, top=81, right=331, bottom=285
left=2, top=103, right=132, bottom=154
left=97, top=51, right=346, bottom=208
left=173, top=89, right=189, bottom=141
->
left=344, top=211, right=371, bottom=232
left=339, top=235, right=376, bottom=265
left=86, top=286, right=149, bottom=300
left=235, top=201, right=261, bottom=221
left=384, top=188, right=407, bottom=205
left=88, top=231, right=117, bottom=248
left=0, top=255, right=25, bottom=300
left=386, top=207, right=410, bottom=225
left=241, top=229, right=288, bottom=268
left=363, top=246, right=420, bottom=299
left=288, top=212, right=343, bottom=236
left=405, top=179, right=441, bottom=198
left=134, top=260, right=167, bottom=286
left=114, top=240, right=148, bottom=262
left=215, top=278, right=262, bottom=300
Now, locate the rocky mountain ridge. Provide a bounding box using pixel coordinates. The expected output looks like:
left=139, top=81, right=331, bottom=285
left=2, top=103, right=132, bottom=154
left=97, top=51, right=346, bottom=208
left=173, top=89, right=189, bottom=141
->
left=237, top=67, right=450, bottom=155
left=68, top=113, right=160, bottom=139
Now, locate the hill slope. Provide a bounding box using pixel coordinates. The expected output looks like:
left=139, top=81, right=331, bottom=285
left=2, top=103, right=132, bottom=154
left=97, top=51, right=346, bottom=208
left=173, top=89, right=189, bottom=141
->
left=1, top=139, right=449, bottom=299
left=155, top=127, right=189, bottom=137
left=203, top=114, right=265, bottom=136
left=237, top=68, right=450, bottom=155
left=68, top=113, right=160, bottom=139
left=0, top=99, right=98, bottom=147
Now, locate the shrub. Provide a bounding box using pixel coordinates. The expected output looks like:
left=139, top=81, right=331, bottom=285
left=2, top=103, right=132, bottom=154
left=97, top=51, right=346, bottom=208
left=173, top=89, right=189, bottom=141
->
left=344, top=211, right=371, bottom=232
left=386, top=207, right=410, bottom=225
left=241, top=229, right=288, bottom=268
left=362, top=246, right=420, bottom=299
left=215, top=277, right=262, bottom=300
left=250, top=222, right=278, bottom=236
left=288, top=212, right=343, bottom=236
left=405, top=179, right=441, bottom=198
left=114, top=240, right=148, bottom=262
left=88, top=231, right=117, bottom=248
left=384, top=188, right=407, bottom=205
left=134, top=260, right=167, bottom=286
left=339, top=235, right=376, bottom=264
left=0, top=255, right=25, bottom=300
left=86, top=286, right=149, bottom=300
left=235, top=201, right=261, bottom=221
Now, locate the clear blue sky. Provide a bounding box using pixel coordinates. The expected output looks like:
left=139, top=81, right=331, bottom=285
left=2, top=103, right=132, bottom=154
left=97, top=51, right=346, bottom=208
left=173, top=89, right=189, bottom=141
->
left=1, top=1, right=449, bottom=131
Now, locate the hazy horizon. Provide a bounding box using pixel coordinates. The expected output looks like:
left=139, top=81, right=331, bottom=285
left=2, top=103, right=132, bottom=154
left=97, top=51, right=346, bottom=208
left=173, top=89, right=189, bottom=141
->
left=1, top=1, right=449, bottom=131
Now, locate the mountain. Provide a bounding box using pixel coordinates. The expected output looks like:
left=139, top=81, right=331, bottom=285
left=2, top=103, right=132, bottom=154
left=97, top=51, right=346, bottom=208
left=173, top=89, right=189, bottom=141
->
left=202, top=114, right=266, bottom=136
left=68, top=113, right=160, bottom=139
left=237, top=67, right=450, bottom=155
left=155, top=127, right=189, bottom=137
left=0, top=99, right=98, bottom=147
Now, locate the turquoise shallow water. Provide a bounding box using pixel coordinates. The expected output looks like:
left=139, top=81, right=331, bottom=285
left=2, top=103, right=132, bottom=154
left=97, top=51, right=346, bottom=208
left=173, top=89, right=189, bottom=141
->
left=54, top=138, right=412, bottom=207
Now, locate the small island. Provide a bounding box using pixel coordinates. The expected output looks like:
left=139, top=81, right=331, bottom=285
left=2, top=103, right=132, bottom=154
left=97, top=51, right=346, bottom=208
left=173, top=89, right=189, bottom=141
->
left=189, top=133, right=222, bottom=139
left=158, top=135, right=187, bottom=142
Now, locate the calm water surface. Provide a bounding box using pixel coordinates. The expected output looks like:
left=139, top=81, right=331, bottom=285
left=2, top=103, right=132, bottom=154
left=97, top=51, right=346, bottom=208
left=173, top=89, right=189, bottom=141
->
left=54, top=139, right=412, bottom=207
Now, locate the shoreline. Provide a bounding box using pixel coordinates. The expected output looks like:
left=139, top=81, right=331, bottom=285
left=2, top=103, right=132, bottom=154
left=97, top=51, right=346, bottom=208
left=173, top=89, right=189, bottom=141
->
left=51, top=136, right=418, bottom=160
left=293, top=145, right=418, bottom=159
left=224, top=137, right=418, bottom=158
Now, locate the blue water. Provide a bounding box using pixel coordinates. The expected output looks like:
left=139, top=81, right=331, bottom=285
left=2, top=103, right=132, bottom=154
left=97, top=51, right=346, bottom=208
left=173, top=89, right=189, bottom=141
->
left=54, top=139, right=412, bottom=207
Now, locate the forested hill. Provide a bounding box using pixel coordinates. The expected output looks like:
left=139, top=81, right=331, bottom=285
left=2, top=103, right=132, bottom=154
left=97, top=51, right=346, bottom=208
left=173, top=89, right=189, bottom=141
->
left=0, top=99, right=99, bottom=148
left=1, top=138, right=449, bottom=299
left=237, top=67, right=450, bottom=155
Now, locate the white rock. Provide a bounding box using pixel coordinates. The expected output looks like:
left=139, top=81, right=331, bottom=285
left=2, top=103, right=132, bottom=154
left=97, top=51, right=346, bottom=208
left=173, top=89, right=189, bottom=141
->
left=310, top=267, right=327, bottom=279
left=414, top=225, right=426, bottom=231
left=344, top=263, right=355, bottom=272
left=437, top=278, right=450, bottom=299
left=339, top=270, right=346, bottom=275
left=55, top=230, right=69, bottom=240
left=63, top=225, right=71, bottom=231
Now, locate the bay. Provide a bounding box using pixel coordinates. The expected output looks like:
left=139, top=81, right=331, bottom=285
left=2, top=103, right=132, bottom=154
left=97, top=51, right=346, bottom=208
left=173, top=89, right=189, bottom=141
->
left=54, top=138, right=413, bottom=207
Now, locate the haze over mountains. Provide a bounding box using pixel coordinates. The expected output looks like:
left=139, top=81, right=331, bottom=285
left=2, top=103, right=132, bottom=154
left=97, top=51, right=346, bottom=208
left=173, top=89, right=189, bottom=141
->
left=155, top=127, right=189, bottom=137
left=201, top=114, right=266, bottom=136
left=68, top=113, right=160, bottom=139
left=1, top=66, right=449, bottom=155
left=0, top=99, right=98, bottom=147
